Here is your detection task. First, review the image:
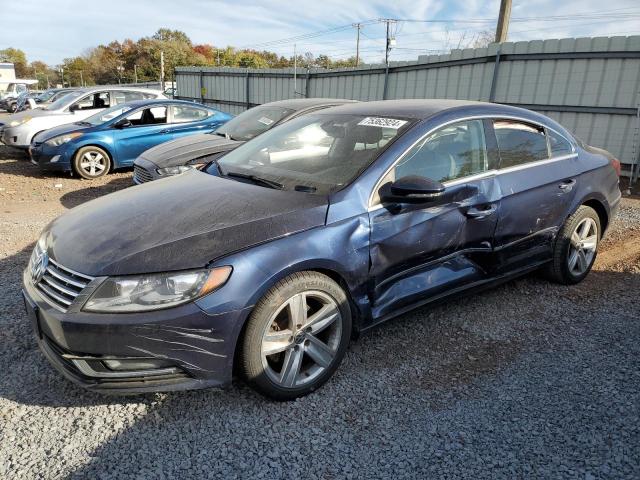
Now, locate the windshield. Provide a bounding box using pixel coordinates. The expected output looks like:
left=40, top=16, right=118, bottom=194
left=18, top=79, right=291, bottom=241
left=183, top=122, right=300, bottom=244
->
left=44, top=90, right=84, bottom=111
left=84, top=104, right=134, bottom=126
left=211, top=113, right=413, bottom=194
left=36, top=90, right=57, bottom=102
left=214, top=105, right=295, bottom=141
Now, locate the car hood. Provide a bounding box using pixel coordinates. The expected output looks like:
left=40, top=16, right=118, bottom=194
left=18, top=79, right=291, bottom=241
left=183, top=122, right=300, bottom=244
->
left=44, top=170, right=328, bottom=276
left=34, top=123, right=90, bottom=143
left=139, top=133, right=242, bottom=168
left=6, top=108, right=65, bottom=122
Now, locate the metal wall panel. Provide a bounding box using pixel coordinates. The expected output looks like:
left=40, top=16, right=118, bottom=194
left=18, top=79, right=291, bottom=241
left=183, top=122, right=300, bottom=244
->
left=176, top=35, right=640, bottom=173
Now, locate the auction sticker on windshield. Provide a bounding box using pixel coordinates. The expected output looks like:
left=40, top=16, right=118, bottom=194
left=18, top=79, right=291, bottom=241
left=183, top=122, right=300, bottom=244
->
left=258, top=117, right=275, bottom=126
left=358, top=117, right=407, bottom=129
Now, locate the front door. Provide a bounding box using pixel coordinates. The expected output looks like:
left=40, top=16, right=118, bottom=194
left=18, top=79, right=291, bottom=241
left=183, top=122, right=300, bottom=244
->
left=70, top=92, right=111, bottom=120
left=112, top=106, right=171, bottom=165
left=368, top=119, right=501, bottom=319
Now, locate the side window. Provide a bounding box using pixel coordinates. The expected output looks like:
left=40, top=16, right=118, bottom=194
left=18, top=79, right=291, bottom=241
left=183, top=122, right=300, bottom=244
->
left=170, top=105, right=210, bottom=124
left=548, top=129, right=573, bottom=157
left=126, top=106, right=167, bottom=126
left=73, top=92, right=110, bottom=111
left=393, top=119, right=488, bottom=183
left=113, top=91, right=148, bottom=104
left=493, top=120, right=548, bottom=168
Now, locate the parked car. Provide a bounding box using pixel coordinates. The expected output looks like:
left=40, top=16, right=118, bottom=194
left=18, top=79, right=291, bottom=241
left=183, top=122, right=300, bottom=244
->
left=22, top=100, right=620, bottom=400
left=0, top=81, right=38, bottom=112
left=29, top=100, right=232, bottom=179
left=133, top=98, right=356, bottom=183
left=0, top=86, right=166, bottom=149
left=33, top=88, right=76, bottom=105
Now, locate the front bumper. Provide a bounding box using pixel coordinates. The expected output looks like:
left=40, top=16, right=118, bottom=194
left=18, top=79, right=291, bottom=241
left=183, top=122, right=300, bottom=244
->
left=1, top=125, right=31, bottom=148
left=29, top=141, right=73, bottom=172
left=22, top=268, right=244, bottom=394
left=133, top=157, right=164, bottom=184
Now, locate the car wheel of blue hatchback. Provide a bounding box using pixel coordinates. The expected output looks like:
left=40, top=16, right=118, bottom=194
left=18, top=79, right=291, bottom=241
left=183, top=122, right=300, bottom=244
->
left=22, top=100, right=621, bottom=400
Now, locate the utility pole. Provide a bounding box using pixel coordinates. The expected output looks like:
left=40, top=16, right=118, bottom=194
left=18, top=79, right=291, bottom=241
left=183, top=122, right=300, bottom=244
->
left=79, top=70, right=84, bottom=87
left=134, top=64, right=138, bottom=83
left=216, top=49, right=220, bottom=66
left=293, top=43, right=297, bottom=95
left=380, top=19, right=397, bottom=66
left=353, top=23, right=362, bottom=67
left=59, top=67, right=64, bottom=87
left=160, top=51, right=165, bottom=88
left=495, top=0, right=512, bottom=43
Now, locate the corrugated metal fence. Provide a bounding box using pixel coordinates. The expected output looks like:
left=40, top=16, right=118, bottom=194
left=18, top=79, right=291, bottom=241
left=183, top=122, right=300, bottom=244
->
left=175, top=36, right=640, bottom=179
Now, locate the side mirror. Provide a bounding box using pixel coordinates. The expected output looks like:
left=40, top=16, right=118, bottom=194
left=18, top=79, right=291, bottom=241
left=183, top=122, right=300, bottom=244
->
left=379, top=175, right=445, bottom=204
left=113, top=118, right=132, bottom=129
left=69, top=104, right=79, bottom=113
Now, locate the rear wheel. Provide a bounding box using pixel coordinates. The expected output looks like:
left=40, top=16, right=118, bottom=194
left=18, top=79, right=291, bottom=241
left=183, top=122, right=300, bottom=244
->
left=545, top=205, right=600, bottom=284
left=241, top=272, right=351, bottom=400
left=73, top=146, right=111, bottom=179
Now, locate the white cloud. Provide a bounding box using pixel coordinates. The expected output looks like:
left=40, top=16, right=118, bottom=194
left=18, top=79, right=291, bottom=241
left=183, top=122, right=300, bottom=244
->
left=2, top=0, right=638, bottom=65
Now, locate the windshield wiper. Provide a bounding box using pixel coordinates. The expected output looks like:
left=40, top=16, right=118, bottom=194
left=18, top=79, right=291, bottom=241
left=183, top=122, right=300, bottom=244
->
left=75, top=121, right=92, bottom=126
left=224, top=171, right=284, bottom=190
left=212, top=131, right=236, bottom=141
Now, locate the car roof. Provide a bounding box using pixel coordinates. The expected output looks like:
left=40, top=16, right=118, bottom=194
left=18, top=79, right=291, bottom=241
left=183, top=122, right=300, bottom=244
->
left=259, top=98, right=358, bottom=111
left=116, top=99, right=218, bottom=109
left=315, top=99, right=496, bottom=119
left=72, top=86, right=163, bottom=94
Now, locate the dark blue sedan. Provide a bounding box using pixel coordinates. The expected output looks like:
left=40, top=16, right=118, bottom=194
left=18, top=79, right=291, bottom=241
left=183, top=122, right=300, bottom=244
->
left=22, top=100, right=621, bottom=399
left=29, top=100, right=232, bottom=179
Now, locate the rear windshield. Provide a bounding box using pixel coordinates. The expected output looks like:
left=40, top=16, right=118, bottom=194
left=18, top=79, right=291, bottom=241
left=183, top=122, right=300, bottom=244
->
left=213, top=105, right=295, bottom=141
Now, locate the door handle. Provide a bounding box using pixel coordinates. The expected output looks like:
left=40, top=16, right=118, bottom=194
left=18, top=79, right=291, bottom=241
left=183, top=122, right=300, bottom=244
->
left=558, top=179, right=576, bottom=192
left=160, top=129, right=171, bottom=134
left=465, top=204, right=497, bottom=219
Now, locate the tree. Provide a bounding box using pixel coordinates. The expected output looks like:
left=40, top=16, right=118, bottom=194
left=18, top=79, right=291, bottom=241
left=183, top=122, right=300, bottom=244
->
left=0, top=48, right=28, bottom=77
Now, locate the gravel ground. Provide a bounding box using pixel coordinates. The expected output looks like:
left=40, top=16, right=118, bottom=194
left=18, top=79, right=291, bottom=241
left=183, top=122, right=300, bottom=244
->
left=1, top=128, right=639, bottom=479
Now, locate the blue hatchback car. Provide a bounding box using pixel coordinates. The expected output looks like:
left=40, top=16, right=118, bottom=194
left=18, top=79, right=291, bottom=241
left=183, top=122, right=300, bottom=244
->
left=29, top=100, right=232, bottom=179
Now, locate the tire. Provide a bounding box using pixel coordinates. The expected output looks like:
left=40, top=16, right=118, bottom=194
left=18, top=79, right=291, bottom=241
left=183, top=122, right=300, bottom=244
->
left=8, top=102, right=17, bottom=113
left=545, top=205, right=601, bottom=285
left=73, top=146, right=111, bottom=179
left=241, top=271, right=352, bottom=400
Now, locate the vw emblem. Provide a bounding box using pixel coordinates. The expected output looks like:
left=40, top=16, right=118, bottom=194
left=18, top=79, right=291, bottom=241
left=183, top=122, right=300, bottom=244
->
left=31, top=250, right=48, bottom=284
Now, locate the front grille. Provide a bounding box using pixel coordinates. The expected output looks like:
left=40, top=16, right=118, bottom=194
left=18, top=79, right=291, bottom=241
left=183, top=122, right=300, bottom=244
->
left=134, top=164, right=153, bottom=183
left=35, top=258, right=94, bottom=312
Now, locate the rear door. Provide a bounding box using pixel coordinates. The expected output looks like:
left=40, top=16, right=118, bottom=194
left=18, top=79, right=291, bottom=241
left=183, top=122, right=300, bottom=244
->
left=112, top=106, right=171, bottom=165
left=491, top=119, right=580, bottom=270
left=166, top=105, right=221, bottom=139
left=368, top=119, right=501, bottom=319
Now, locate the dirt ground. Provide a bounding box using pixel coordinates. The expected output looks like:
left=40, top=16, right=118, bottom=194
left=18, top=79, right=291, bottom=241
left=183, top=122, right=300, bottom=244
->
left=1, top=129, right=640, bottom=478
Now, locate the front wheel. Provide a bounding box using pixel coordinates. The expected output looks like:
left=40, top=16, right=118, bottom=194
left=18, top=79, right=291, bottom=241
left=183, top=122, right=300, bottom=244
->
left=241, top=272, right=351, bottom=400
left=73, top=146, right=111, bottom=179
left=545, top=205, right=600, bottom=284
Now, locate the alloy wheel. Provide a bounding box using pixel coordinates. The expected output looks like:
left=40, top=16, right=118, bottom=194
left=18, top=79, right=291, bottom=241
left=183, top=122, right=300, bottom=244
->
left=79, top=151, right=107, bottom=177
left=568, top=217, right=598, bottom=275
left=260, top=290, right=342, bottom=388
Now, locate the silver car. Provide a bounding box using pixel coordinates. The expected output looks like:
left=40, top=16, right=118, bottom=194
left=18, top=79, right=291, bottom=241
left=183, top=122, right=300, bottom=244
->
left=0, top=86, right=166, bottom=148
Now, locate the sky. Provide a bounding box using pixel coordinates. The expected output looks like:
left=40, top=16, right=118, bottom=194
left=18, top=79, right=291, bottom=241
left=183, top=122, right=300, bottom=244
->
left=1, top=0, right=639, bottom=66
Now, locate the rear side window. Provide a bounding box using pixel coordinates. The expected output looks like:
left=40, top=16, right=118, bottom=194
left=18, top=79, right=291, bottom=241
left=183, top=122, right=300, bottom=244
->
left=493, top=120, right=548, bottom=168
left=548, top=129, right=573, bottom=157
left=126, top=106, right=167, bottom=126
left=170, top=105, right=210, bottom=123
left=112, top=91, right=148, bottom=104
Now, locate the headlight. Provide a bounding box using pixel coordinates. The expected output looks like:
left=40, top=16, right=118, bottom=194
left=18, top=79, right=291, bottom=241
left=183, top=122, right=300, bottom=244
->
left=9, top=116, right=31, bottom=127
left=44, top=132, right=83, bottom=147
left=157, top=165, right=194, bottom=176
left=82, top=266, right=232, bottom=313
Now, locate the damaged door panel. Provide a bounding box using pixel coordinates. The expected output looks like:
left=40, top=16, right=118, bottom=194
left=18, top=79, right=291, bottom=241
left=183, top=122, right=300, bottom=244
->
left=366, top=118, right=501, bottom=319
